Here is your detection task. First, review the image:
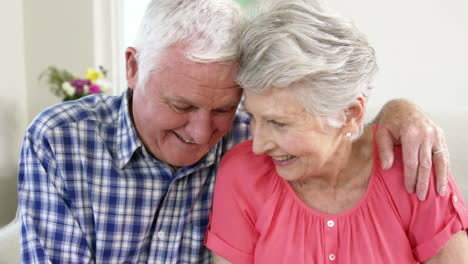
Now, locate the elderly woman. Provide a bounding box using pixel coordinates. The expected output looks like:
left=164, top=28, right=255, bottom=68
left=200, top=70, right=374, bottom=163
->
left=204, top=1, right=468, bottom=263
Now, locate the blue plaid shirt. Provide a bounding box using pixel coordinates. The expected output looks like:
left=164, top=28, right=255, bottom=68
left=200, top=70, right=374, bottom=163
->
left=18, top=92, right=251, bottom=263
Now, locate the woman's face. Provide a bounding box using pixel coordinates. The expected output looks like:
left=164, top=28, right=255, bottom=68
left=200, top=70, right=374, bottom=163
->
left=244, top=88, right=348, bottom=182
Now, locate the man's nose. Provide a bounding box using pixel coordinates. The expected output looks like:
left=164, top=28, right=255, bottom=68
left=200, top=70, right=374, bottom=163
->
left=188, top=111, right=214, bottom=145
left=251, top=123, right=274, bottom=155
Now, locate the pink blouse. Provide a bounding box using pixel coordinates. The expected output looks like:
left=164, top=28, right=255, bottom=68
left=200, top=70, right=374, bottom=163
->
left=205, top=131, right=468, bottom=263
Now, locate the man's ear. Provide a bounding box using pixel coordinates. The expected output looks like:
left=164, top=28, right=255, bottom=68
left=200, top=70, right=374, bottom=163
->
left=345, top=96, right=366, bottom=129
left=125, top=47, right=138, bottom=89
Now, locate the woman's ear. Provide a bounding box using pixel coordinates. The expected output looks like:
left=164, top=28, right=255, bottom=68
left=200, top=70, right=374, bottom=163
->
left=125, top=47, right=139, bottom=90
left=345, top=96, right=366, bottom=129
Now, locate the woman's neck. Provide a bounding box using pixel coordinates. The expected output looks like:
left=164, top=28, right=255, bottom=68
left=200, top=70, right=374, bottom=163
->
left=289, top=126, right=375, bottom=214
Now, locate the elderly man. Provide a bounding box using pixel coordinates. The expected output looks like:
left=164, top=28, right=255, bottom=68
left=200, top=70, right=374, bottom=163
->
left=18, top=0, right=449, bottom=263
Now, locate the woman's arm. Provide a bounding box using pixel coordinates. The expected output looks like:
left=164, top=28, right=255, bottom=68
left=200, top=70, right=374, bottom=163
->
left=423, top=230, right=468, bottom=263
left=213, top=252, right=233, bottom=264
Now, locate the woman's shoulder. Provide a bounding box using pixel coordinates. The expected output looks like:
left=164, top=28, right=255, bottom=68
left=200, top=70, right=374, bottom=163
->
left=220, top=140, right=275, bottom=177
left=375, top=144, right=468, bottom=261
left=367, top=126, right=409, bottom=202
left=221, top=139, right=255, bottom=161
left=374, top=145, right=416, bottom=208
left=370, top=138, right=421, bottom=229
left=377, top=145, right=405, bottom=189
left=217, top=139, right=279, bottom=197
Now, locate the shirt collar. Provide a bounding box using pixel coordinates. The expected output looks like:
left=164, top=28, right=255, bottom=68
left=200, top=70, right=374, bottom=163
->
left=174, top=143, right=219, bottom=178
left=116, top=91, right=142, bottom=169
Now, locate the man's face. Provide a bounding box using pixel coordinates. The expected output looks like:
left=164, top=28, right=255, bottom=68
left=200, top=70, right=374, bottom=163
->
left=126, top=46, right=242, bottom=168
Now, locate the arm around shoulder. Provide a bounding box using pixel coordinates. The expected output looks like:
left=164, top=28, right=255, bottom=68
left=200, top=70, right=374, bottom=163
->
left=373, top=99, right=449, bottom=201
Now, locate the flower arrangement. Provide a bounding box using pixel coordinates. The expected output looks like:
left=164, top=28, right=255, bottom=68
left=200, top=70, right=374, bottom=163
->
left=40, top=66, right=111, bottom=101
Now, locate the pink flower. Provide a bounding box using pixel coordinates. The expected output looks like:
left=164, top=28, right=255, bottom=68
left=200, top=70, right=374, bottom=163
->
left=89, top=84, right=101, bottom=94
left=71, top=79, right=91, bottom=94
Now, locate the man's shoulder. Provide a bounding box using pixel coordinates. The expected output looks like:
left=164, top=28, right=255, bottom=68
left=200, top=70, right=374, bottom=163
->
left=26, top=94, right=123, bottom=138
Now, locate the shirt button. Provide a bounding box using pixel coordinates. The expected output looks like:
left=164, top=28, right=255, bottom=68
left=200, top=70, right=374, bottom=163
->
left=157, top=231, right=165, bottom=239
left=453, top=195, right=458, bottom=203
left=327, top=220, right=335, bottom=227
left=329, top=253, right=336, bottom=261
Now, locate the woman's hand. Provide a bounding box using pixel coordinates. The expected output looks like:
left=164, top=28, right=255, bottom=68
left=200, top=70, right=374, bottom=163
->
left=374, top=99, right=449, bottom=201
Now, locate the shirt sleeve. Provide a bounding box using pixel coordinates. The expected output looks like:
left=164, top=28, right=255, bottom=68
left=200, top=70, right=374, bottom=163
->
left=18, top=131, right=93, bottom=263
left=205, top=142, right=261, bottom=264
left=406, top=172, right=468, bottom=262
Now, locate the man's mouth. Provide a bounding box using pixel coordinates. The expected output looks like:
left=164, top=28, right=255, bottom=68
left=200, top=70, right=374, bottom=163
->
left=174, top=132, right=196, bottom=144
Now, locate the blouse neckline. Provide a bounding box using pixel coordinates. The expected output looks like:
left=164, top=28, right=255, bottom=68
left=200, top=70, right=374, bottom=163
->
left=279, top=125, right=381, bottom=219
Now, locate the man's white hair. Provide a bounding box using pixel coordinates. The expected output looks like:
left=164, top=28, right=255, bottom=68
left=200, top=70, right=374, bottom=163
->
left=237, top=0, right=378, bottom=138
left=133, top=0, right=247, bottom=88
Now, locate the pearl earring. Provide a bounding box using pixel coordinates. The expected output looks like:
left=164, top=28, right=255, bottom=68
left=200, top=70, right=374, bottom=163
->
left=345, top=132, right=352, bottom=138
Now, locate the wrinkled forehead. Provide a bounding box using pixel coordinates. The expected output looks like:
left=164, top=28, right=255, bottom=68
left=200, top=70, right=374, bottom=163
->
left=151, top=46, right=242, bottom=106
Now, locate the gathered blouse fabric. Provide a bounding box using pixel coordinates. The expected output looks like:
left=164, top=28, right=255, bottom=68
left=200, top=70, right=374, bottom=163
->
left=205, top=137, right=468, bottom=264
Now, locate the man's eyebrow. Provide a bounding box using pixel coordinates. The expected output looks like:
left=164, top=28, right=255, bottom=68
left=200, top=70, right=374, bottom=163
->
left=168, top=96, right=193, bottom=105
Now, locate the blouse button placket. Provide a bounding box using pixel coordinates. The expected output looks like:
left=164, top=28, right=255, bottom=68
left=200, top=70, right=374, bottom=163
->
left=324, top=219, right=338, bottom=262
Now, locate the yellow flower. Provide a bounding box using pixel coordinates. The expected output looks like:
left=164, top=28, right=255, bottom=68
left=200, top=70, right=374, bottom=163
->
left=86, top=68, right=103, bottom=82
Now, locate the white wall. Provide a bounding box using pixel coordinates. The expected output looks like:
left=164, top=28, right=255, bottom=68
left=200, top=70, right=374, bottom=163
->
left=0, top=0, right=96, bottom=227
left=324, top=0, right=468, bottom=113
left=22, top=0, right=95, bottom=121
left=0, top=0, right=28, bottom=226
left=120, top=0, right=151, bottom=91
left=323, top=0, right=468, bottom=197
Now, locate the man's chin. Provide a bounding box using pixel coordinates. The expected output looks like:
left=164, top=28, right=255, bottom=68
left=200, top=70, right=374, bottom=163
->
left=165, top=153, right=207, bottom=168
left=154, top=144, right=211, bottom=168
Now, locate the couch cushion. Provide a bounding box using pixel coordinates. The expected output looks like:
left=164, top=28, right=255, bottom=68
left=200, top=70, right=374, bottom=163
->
left=0, top=218, right=20, bottom=263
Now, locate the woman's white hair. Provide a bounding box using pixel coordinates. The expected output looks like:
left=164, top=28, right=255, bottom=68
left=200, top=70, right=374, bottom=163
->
left=237, top=0, right=378, bottom=138
left=133, top=0, right=247, bottom=88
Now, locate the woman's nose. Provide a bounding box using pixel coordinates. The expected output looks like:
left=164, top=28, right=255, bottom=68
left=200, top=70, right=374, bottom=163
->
left=251, top=124, right=275, bottom=155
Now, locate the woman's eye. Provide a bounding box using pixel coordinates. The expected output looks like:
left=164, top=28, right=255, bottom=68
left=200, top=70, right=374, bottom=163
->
left=269, top=120, right=286, bottom=127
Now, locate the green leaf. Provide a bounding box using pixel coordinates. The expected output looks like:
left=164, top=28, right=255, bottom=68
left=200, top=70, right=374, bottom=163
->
left=39, top=66, right=75, bottom=97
